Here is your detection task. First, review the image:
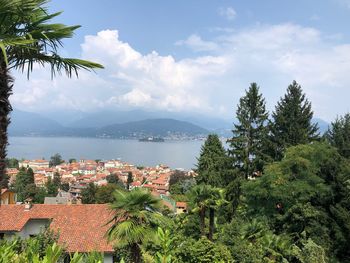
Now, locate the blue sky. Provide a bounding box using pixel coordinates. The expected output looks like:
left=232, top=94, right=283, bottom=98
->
left=11, top=0, right=350, bottom=121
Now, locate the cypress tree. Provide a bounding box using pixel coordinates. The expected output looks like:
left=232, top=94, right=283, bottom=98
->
left=196, top=134, right=228, bottom=187
left=228, top=83, right=269, bottom=179
left=269, top=80, right=319, bottom=160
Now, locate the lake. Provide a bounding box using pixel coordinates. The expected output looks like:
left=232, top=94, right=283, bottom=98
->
left=7, top=137, right=205, bottom=170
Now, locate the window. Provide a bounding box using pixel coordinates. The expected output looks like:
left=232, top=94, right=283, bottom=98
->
left=0, top=233, right=4, bottom=240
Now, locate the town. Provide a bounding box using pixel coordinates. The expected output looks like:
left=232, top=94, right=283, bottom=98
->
left=3, top=156, right=194, bottom=214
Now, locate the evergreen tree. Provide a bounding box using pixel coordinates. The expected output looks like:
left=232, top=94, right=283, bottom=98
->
left=228, top=83, right=269, bottom=179
left=269, top=80, right=319, bottom=160
left=81, top=182, right=98, bottom=204
left=106, top=173, right=119, bottom=184
left=196, top=134, right=229, bottom=187
left=14, top=167, right=34, bottom=201
left=49, top=153, right=64, bottom=167
left=46, top=177, right=58, bottom=196
left=326, top=113, right=350, bottom=158
left=127, top=172, right=133, bottom=190
left=52, top=172, right=61, bottom=188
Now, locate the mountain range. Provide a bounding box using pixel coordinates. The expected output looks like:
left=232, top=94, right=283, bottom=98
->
left=8, top=109, right=210, bottom=138
left=8, top=109, right=330, bottom=139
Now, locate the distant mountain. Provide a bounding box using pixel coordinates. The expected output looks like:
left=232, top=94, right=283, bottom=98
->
left=313, top=118, right=330, bottom=134
left=53, top=109, right=231, bottom=131
left=9, top=110, right=65, bottom=136
left=9, top=109, right=329, bottom=138
left=9, top=110, right=209, bottom=138
left=66, top=110, right=156, bottom=128
left=98, top=118, right=208, bottom=138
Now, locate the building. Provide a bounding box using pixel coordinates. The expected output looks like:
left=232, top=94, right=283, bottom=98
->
left=0, top=203, right=115, bottom=263
left=176, top=202, right=188, bottom=214
left=44, top=191, right=76, bottom=205
left=0, top=189, right=17, bottom=205
left=19, top=159, right=49, bottom=171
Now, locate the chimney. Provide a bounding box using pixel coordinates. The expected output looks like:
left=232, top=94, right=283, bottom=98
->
left=24, top=198, right=33, bottom=211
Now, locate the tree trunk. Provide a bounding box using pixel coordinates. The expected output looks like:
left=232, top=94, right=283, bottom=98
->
left=208, top=207, right=215, bottom=241
left=0, top=62, right=13, bottom=195
left=131, top=243, right=142, bottom=263
left=200, top=207, right=206, bottom=237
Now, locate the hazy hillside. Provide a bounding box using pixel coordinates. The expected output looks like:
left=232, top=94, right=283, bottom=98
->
left=9, top=110, right=209, bottom=138
left=9, top=110, right=65, bottom=136
left=66, top=110, right=156, bottom=128
left=98, top=118, right=209, bottom=138
left=9, top=109, right=329, bottom=138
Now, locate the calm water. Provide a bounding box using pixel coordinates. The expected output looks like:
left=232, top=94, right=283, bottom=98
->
left=7, top=137, right=204, bottom=170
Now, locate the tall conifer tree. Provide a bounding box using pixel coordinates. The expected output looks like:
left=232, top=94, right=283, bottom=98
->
left=325, top=113, right=350, bottom=158
left=228, top=83, right=269, bottom=179
left=196, top=134, right=228, bottom=187
left=269, top=80, right=319, bottom=160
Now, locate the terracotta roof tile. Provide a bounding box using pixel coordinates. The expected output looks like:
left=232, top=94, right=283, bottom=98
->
left=0, top=204, right=114, bottom=253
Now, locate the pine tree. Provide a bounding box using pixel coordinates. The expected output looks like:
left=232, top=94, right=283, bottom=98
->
left=196, top=134, right=229, bottom=187
left=326, top=113, right=350, bottom=158
left=269, top=80, right=319, bottom=160
left=228, top=83, right=269, bottom=179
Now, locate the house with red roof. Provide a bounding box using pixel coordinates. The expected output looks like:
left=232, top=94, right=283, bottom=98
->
left=0, top=203, right=115, bottom=262
left=0, top=189, right=17, bottom=205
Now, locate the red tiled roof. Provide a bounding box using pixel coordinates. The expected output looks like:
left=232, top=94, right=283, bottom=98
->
left=0, top=204, right=114, bottom=253
left=176, top=202, right=187, bottom=208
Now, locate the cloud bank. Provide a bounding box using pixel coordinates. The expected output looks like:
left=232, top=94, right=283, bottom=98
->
left=11, top=23, right=350, bottom=121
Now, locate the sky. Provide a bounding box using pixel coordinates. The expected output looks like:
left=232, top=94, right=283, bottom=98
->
left=10, top=0, right=350, bottom=122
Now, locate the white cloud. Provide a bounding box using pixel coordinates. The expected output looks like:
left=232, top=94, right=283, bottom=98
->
left=10, top=24, right=350, bottom=121
left=11, top=29, right=230, bottom=114
left=175, top=34, right=219, bottom=52
left=218, top=7, right=237, bottom=21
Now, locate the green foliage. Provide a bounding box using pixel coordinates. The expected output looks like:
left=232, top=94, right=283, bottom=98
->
left=5, top=158, right=19, bottom=168
left=243, top=142, right=350, bottom=261
left=196, top=134, right=230, bottom=187
left=14, top=167, right=35, bottom=201
left=46, top=177, right=58, bottom=197
left=293, top=237, right=328, bottom=263
left=0, top=0, right=104, bottom=74
left=81, top=182, right=98, bottom=204
left=326, top=112, right=350, bottom=158
left=170, top=177, right=195, bottom=195
left=269, top=80, right=319, bottom=160
left=49, top=153, right=64, bottom=167
left=106, top=173, right=119, bottom=184
left=229, top=82, right=270, bottom=178
left=188, top=184, right=226, bottom=240
left=173, top=237, right=233, bottom=263
left=154, top=228, right=173, bottom=263
left=95, top=183, right=119, bottom=204
left=0, top=238, right=107, bottom=263
left=126, top=172, right=133, bottom=190
left=107, top=188, right=167, bottom=263
left=60, top=182, right=70, bottom=192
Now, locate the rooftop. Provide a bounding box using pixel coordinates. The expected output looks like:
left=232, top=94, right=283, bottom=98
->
left=0, top=204, right=114, bottom=253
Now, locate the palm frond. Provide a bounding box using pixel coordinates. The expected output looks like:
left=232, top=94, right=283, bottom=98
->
left=1, top=0, right=103, bottom=77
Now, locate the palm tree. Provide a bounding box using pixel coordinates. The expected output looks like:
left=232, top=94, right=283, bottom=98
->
left=0, top=0, right=103, bottom=189
left=189, top=185, right=225, bottom=240
left=188, top=184, right=212, bottom=237
left=207, top=187, right=226, bottom=241
left=107, top=189, right=165, bottom=263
